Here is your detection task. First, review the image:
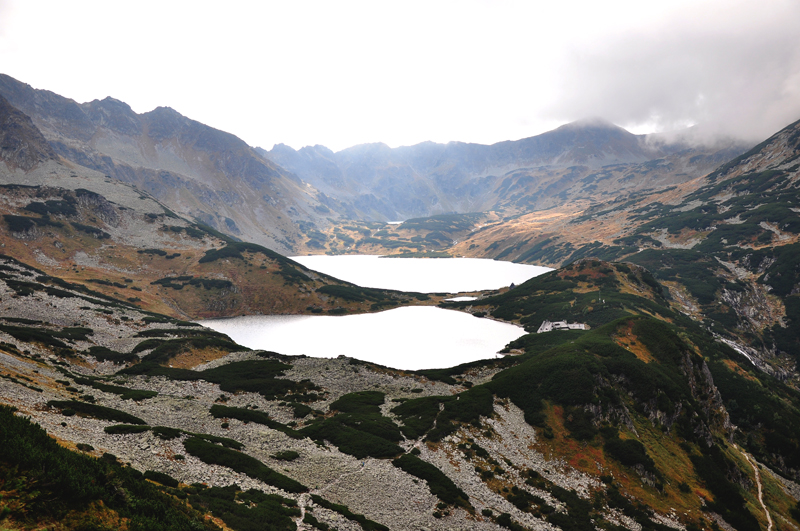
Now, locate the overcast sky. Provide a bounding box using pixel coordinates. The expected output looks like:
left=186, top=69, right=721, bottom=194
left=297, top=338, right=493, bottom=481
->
left=1, top=0, right=799, bottom=151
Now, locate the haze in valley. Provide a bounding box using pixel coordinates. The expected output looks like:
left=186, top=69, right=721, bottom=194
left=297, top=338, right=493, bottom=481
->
left=1, top=0, right=799, bottom=151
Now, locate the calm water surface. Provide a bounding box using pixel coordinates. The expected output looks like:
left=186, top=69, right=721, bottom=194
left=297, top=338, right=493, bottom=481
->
left=201, top=255, right=550, bottom=370
left=290, top=254, right=551, bottom=293
left=201, top=306, right=525, bottom=371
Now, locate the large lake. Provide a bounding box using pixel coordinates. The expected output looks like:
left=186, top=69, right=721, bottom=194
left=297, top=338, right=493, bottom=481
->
left=290, top=254, right=551, bottom=293
left=201, top=306, right=525, bottom=371
left=200, top=255, right=552, bottom=370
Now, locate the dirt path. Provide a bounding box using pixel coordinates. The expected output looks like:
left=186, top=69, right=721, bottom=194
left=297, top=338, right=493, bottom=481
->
left=740, top=447, right=773, bottom=531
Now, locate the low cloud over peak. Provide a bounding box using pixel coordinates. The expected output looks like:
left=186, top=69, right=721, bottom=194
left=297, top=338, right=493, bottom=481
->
left=544, top=1, right=800, bottom=144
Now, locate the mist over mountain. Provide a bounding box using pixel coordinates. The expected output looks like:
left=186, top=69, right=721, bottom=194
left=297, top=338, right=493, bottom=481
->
left=266, top=118, right=750, bottom=221
left=0, top=73, right=751, bottom=247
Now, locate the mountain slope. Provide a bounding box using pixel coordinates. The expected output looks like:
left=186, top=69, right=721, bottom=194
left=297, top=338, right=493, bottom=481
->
left=443, top=117, right=800, bottom=385
left=266, top=119, right=749, bottom=222
left=0, top=74, right=338, bottom=254
left=0, top=107, right=436, bottom=319
left=1, top=257, right=798, bottom=531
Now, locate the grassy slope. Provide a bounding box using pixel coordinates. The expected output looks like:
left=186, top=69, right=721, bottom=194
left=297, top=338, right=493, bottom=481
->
left=0, top=184, right=439, bottom=319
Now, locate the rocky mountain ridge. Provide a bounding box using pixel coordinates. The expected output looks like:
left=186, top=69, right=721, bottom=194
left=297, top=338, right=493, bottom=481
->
left=0, top=73, right=750, bottom=252
left=265, top=120, right=749, bottom=222
left=0, top=74, right=337, bottom=254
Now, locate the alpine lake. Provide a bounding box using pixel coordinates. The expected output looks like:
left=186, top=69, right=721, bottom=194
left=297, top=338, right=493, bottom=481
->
left=200, top=255, right=552, bottom=370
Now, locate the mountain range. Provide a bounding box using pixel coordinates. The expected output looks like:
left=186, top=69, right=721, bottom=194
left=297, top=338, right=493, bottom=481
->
left=0, top=73, right=799, bottom=531
left=0, top=74, right=748, bottom=251
left=266, top=119, right=747, bottom=221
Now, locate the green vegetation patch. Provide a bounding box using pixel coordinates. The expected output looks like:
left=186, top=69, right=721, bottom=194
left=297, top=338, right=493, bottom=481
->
left=86, top=345, right=138, bottom=364
left=152, top=276, right=234, bottom=291
left=392, top=386, right=494, bottom=441
left=0, top=323, right=93, bottom=350
left=209, top=404, right=304, bottom=439
left=152, top=426, right=183, bottom=440
left=300, top=391, right=403, bottom=459
left=601, top=426, right=658, bottom=476
left=183, top=436, right=307, bottom=493
left=272, top=450, right=300, bottom=461
left=73, top=376, right=157, bottom=401
left=0, top=405, right=218, bottom=530
left=104, top=424, right=151, bottom=435
left=144, top=470, right=179, bottom=488
left=392, top=453, right=471, bottom=509
left=47, top=400, right=146, bottom=424
left=310, top=494, right=389, bottom=531
left=445, top=262, right=670, bottom=333
left=690, top=445, right=760, bottom=531
left=400, top=213, right=482, bottom=232
left=71, top=221, right=110, bottom=239
left=121, top=359, right=321, bottom=403
left=24, top=198, right=78, bottom=217
left=129, top=336, right=243, bottom=365
left=188, top=484, right=300, bottom=531
left=198, top=241, right=292, bottom=265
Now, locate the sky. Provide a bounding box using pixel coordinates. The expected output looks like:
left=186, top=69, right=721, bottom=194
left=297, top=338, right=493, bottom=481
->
left=1, top=0, right=799, bottom=152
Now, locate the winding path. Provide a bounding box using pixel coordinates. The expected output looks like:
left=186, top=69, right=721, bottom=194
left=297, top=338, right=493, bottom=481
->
left=740, top=448, right=773, bottom=531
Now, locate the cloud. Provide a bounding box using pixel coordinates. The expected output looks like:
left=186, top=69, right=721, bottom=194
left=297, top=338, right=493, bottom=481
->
left=1, top=1, right=799, bottom=149
left=543, top=0, right=800, bottom=142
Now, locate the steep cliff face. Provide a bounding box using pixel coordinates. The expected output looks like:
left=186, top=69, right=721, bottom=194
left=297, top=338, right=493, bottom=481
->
left=0, top=94, right=56, bottom=171
left=0, top=74, right=336, bottom=253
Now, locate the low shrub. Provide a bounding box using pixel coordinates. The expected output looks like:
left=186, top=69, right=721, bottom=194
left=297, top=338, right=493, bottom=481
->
left=392, top=453, right=471, bottom=509
left=183, top=437, right=307, bottom=493
left=47, top=400, right=145, bottom=424
left=209, top=405, right=303, bottom=439
left=309, top=494, right=388, bottom=531
left=272, top=450, right=300, bottom=461
left=104, top=424, right=151, bottom=435
left=144, top=470, right=179, bottom=488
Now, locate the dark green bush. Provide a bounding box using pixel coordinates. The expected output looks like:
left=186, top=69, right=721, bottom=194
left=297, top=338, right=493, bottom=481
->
left=72, top=222, right=110, bottom=239
left=73, top=376, right=157, bottom=400
left=0, top=405, right=217, bottom=530
left=603, top=437, right=657, bottom=475
left=310, top=494, right=388, bottom=531
left=47, top=400, right=145, bottom=424
left=272, top=450, right=300, bottom=461
left=144, top=470, right=179, bottom=488
left=86, top=345, right=138, bottom=364
left=152, top=426, right=182, bottom=440
left=392, top=454, right=471, bottom=509
left=209, top=404, right=303, bottom=439
left=104, top=424, right=151, bottom=435
left=188, top=485, right=300, bottom=531
left=183, top=437, right=306, bottom=493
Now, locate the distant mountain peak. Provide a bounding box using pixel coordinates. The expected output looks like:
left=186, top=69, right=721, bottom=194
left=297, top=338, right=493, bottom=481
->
left=557, top=117, right=627, bottom=132
left=145, top=105, right=182, bottom=117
